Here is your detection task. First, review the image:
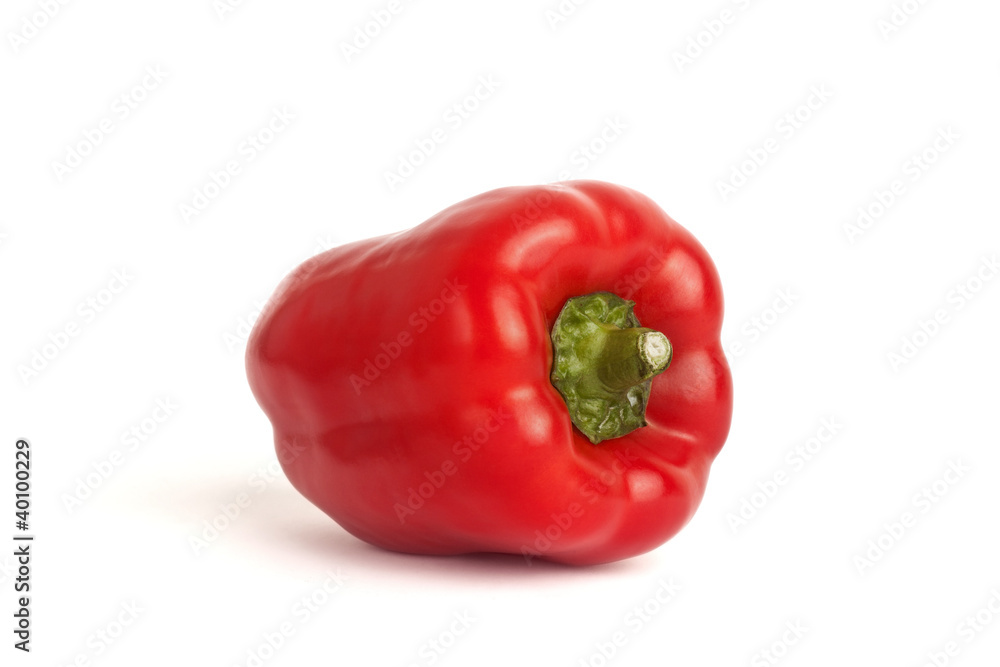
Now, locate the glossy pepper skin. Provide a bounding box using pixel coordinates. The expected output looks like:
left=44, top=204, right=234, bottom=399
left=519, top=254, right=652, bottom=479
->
left=246, top=180, right=732, bottom=566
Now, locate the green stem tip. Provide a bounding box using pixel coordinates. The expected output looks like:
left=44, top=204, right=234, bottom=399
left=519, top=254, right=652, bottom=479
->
left=550, top=292, right=672, bottom=444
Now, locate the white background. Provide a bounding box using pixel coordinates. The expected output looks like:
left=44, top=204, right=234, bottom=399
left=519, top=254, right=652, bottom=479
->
left=2, top=0, right=999, bottom=665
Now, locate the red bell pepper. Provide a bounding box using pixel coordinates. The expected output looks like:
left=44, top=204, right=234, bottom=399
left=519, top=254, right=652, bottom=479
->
left=246, top=180, right=732, bottom=565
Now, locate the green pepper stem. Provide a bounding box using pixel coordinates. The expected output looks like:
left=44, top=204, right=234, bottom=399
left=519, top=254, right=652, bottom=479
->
left=597, top=329, right=672, bottom=392
left=550, top=292, right=673, bottom=444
